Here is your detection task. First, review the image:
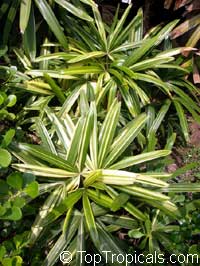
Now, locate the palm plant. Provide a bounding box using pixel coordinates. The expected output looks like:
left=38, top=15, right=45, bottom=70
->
left=0, top=0, right=93, bottom=50
left=12, top=94, right=200, bottom=266
left=17, top=1, right=199, bottom=145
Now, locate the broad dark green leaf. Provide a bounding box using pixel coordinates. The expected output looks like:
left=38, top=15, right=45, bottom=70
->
left=1, top=206, right=22, bottom=221
left=0, top=148, right=12, bottom=168
left=1, top=128, right=15, bottom=148
left=7, top=172, right=23, bottom=190
left=24, top=181, right=39, bottom=198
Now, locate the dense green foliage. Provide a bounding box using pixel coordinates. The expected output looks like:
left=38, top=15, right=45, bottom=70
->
left=0, top=1, right=200, bottom=265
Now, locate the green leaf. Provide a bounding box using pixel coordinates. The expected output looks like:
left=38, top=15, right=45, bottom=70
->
left=58, top=86, right=80, bottom=118
left=110, top=150, right=171, bottom=169
left=13, top=48, right=31, bottom=69
left=106, top=186, right=146, bottom=220
left=7, top=172, right=23, bottom=190
left=111, top=193, right=130, bottom=212
left=108, top=4, right=132, bottom=49
left=36, top=118, right=57, bottom=154
left=125, top=37, right=157, bottom=66
left=186, top=24, right=200, bottom=48
left=13, top=197, right=26, bottom=208
left=34, top=0, right=68, bottom=48
left=83, top=192, right=99, bottom=245
left=83, top=170, right=102, bottom=187
left=2, top=256, right=23, bottom=266
left=45, top=107, right=70, bottom=152
left=45, top=189, right=83, bottom=226
left=96, top=222, right=127, bottom=266
left=34, top=52, right=75, bottom=62
left=98, top=169, right=137, bottom=185
left=1, top=128, right=15, bottom=148
left=143, top=199, right=179, bottom=218
left=0, top=246, right=6, bottom=260
left=135, top=73, right=171, bottom=96
left=23, top=4, right=36, bottom=61
left=66, top=117, right=84, bottom=166
left=116, top=186, right=169, bottom=201
left=12, top=164, right=77, bottom=178
left=165, top=132, right=176, bottom=150
left=0, top=148, right=12, bottom=168
left=128, top=8, right=143, bottom=42
left=89, top=102, right=98, bottom=169
left=156, top=47, right=196, bottom=58
left=128, top=229, right=144, bottom=239
left=76, top=216, right=85, bottom=266
left=44, top=73, right=66, bottom=104
left=87, top=189, right=113, bottom=209
left=172, top=162, right=198, bottom=178
left=148, top=100, right=171, bottom=136
left=91, top=2, right=107, bottom=49
left=68, top=51, right=106, bottom=63
left=19, top=0, right=31, bottom=33
left=78, top=106, right=94, bottom=170
left=29, top=185, right=65, bottom=244
left=153, top=19, right=179, bottom=45
left=160, top=183, right=200, bottom=193
left=0, top=180, right=9, bottom=194
left=130, top=57, right=174, bottom=71
left=2, top=206, right=22, bottom=221
left=99, top=214, right=138, bottom=229
left=96, top=79, right=116, bottom=107
left=98, top=99, right=121, bottom=167
left=0, top=205, right=6, bottom=216
left=42, top=210, right=80, bottom=266
left=24, top=181, right=39, bottom=198
left=26, top=69, right=77, bottom=79
left=119, top=84, right=140, bottom=117
left=104, top=113, right=147, bottom=167
left=55, top=0, right=93, bottom=22
left=18, top=143, right=76, bottom=172
left=0, top=0, right=11, bottom=20
left=173, top=99, right=189, bottom=142
left=60, top=66, right=103, bottom=75
left=6, top=95, right=17, bottom=107
left=3, top=0, right=20, bottom=44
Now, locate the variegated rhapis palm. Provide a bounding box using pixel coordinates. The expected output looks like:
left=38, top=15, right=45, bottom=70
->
left=18, top=0, right=200, bottom=146
left=12, top=96, right=191, bottom=266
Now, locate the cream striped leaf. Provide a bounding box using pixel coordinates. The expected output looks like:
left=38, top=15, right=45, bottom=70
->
left=109, top=150, right=171, bottom=169
left=98, top=99, right=121, bottom=167
left=104, top=113, right=147, bottom=167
